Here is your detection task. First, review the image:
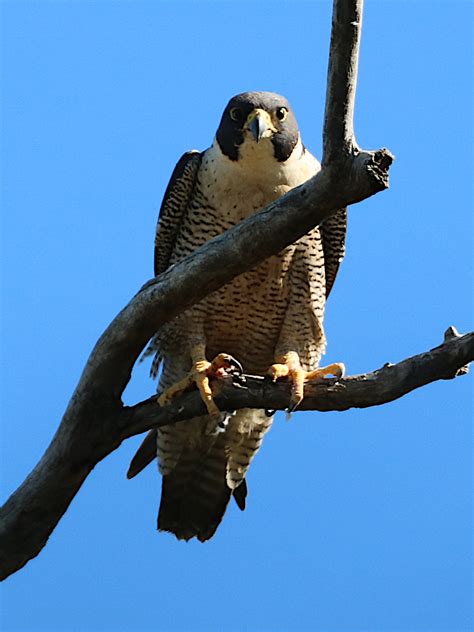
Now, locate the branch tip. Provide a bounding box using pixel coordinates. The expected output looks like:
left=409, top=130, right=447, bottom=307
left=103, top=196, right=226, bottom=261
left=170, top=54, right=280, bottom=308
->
left=364, top=148, right=393, bottom=190
left=444, top=325, right=462, bottom=341
left=373, top=148, right=395, bottom=169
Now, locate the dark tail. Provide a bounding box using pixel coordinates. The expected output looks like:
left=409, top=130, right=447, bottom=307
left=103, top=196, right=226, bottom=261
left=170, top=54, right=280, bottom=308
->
left=127, top=430, right=156, bottom=479
left=158, top=435, right=242, bottom=542
left=127, top=429, right=247, bottom=522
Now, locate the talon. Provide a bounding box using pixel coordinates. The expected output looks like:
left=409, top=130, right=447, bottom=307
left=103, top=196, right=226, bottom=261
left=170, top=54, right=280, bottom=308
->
left=157, top=373, right=194, bottom=407
left=194, top=368, right=220, bottom=417
left=305, top=362, right=346, bottom=382
left=268, top=362, right=290, bottom=382
left=268, top=353, right=345, bottom=412
left=211, top=353, right=243, bottom=375
left=157, top=349, right=243, bottom=418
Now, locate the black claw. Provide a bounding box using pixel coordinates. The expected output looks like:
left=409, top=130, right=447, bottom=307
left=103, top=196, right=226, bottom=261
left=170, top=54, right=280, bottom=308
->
left=228, top=357, right=243, bottom=374
left=217, top=354, right=243, bottom=375
left=286, top=402, right=299, bottom=414
left=265, top=409, right=276, bottom=417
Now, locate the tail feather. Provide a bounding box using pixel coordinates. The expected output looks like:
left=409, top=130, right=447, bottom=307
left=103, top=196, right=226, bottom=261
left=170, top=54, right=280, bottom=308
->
left=232, top=479, right=247, bottom=511
left=226, top=410, right=273, bottom=489
left=158, top=435, right=233, bottom=542
left=135, top=409, right=274, bottom=542
left=127, top=430, right=156, bottom=479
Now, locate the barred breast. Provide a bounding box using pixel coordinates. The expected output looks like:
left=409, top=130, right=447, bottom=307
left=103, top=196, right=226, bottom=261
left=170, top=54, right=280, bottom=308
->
left=165, top=138, right=323, bottom=373
left=155, top=136, right=325, bottom=541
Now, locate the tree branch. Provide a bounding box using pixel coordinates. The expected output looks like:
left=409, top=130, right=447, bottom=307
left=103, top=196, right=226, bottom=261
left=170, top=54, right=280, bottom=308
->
left=323, top=0, right=363, bottom=161
left=0, top=0, right=397, bottom=580
left=120, top=329, right=473, bottom=438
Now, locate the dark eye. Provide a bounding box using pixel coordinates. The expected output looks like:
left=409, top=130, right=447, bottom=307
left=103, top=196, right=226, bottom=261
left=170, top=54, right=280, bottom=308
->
left=276, top=107, right=288, bottom=121
left=230, top=107, right=243, bottom=121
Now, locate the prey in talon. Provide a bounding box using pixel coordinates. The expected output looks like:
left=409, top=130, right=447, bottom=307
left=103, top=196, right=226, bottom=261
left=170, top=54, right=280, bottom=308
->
left=128, top=91, right=348, bottom=542
left=157, top=348, right=243, bottom=417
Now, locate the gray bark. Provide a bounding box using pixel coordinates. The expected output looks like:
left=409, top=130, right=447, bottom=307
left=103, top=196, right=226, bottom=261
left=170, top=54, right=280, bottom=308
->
left=122, top=329, right=473, bottom=438
left=323, top=0, right=363, bottom=162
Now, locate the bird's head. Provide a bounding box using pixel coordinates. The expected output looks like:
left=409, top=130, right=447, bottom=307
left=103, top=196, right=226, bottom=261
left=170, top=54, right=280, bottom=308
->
left=216, top=92, right=300, bottom=162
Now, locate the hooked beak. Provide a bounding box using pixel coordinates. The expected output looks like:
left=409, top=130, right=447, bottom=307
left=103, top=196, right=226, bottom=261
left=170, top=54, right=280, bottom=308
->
left=244, top=108, right=277, bottom=142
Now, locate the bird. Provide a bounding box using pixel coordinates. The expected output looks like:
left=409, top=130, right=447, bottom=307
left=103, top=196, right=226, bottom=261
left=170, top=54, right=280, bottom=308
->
left=127, top=91, right=347, bottom=542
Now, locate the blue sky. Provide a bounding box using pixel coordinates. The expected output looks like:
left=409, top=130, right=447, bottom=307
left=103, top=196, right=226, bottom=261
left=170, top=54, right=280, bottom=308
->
left=1, top=1, right=472, bottom=631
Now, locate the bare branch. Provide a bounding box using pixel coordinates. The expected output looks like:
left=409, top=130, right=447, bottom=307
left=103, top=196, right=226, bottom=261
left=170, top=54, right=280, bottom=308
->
left=121, top=330, right=474, bottom=438
left=323, top=0, right=363, bottom=161
left=0, top=0, right=396, bottom=580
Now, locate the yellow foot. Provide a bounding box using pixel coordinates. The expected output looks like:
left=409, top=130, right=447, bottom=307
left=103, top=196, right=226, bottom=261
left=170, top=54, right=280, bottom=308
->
left=158, top=353, right=243, bottom=417
left=269, top=352, right=345, bottom=411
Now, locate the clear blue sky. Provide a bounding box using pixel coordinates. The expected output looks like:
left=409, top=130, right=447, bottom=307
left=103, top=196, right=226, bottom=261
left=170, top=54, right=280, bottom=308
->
left=1, top=1, right=472, bottom=631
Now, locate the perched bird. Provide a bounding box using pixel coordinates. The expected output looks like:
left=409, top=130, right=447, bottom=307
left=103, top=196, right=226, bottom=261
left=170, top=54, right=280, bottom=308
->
left=128, top=91, right=346, bottom=541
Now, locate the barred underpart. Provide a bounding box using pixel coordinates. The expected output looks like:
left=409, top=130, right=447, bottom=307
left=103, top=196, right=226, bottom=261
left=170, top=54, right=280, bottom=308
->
left=130, top=92, right=347, bottom=541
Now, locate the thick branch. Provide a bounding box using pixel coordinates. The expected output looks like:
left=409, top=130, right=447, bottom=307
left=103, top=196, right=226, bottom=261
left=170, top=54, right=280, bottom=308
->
left=1, top=0, right=390, bottom=581
left=120, top=330, right=474, bottom=438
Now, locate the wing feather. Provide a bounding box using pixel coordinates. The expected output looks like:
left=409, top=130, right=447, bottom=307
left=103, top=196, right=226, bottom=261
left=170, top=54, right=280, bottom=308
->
left=320, top=208, right=347, bottom=297
left=129, top=151, right=202, bottom=479
left=154, top=150, right=202, bottom=276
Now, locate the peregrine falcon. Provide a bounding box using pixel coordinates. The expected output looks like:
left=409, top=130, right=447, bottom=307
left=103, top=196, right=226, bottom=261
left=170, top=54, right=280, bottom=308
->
left=128, top=91, right=347, bottom=541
